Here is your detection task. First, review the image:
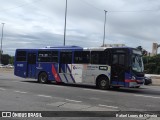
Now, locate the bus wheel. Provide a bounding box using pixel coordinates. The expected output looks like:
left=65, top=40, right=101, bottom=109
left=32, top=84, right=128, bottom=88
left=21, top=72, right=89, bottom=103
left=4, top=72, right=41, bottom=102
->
left=38, top=72, right=48, bottom=84
left=97, top=77, right=110, bottom=90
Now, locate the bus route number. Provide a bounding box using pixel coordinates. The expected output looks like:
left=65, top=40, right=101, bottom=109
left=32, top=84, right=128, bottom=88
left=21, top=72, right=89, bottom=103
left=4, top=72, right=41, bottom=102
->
left=17, top=64, right=24, bottom=67
left=99, top=66, right=108, bottom=71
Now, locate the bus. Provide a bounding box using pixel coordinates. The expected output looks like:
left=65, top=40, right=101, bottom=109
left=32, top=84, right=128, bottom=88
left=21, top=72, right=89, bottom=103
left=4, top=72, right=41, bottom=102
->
left=14, top=46, right=144, bottom=89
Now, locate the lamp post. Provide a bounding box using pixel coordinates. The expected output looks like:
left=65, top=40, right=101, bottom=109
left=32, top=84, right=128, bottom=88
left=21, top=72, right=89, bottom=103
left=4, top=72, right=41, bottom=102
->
left=0, top=23, right=5, bottom=64
left=64, top=0, right=67, bottom=46
left=103, top=10, right=107, bottom=47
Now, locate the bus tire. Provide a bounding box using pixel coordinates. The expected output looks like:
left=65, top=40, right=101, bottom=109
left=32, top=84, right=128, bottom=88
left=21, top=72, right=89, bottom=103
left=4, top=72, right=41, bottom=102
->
left=97, top=77, right=110, bottom=90
left=38, top=72, right=48, bottom=84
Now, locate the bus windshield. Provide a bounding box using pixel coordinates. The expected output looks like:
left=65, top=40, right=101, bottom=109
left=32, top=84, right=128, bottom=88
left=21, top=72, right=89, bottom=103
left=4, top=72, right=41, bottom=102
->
left=132, top=53, right=144, bottom=73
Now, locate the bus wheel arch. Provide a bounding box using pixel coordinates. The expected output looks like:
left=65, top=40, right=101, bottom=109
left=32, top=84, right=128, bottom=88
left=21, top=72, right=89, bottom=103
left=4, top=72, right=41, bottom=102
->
left=96, top=75, right=110, bottom=90
left=38, top=71, right=49, bottom=84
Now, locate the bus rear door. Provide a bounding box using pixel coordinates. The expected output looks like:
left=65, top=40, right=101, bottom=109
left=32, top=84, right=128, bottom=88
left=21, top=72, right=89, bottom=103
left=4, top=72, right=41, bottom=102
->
left=59, top=51, right=74, bottom=83
left=27, top=52, right=37, bottom=78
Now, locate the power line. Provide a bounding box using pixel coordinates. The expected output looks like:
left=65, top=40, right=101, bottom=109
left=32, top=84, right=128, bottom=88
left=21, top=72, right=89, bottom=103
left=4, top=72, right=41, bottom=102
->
left=80, top=0, right=159, bottom=13
left=0, top=0, right=43, bottom=13
left=0, top=0, right=158, bottom=14
left=80, top=0, right=103, bottom=12
left=108, top=9, right=159, bottom=13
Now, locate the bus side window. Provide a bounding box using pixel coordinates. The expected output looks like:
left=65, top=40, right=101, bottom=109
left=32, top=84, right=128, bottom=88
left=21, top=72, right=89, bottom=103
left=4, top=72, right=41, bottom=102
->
left=91, top=51, right=108, bottom=65
left=91, top=51, right=99, bottom=64
left=74, top=51, right=90, bottom=64
left=119, top=54, right=125, bottom=65
left=101, top=51, right=109, bottom=64
left=112, top=54, right=118, bottom=65
left=28, top=53, right=36, bottom=64
left=60, top=52, right=72, bottom=64
left=52, top=51, right=58, bottom=63
left=112, top=54, right=126, bottom=66
left=16, top=51, right=27, bottom=61
left=38, top=51, right=52, bottom=62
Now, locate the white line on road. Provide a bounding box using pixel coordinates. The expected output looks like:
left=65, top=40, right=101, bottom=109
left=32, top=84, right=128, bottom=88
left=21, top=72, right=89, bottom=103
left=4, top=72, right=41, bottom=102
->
left=98, top=104, right=118, bottom=109
left=89, top=97, right=100, bottom=100
left=134, top=94, right=160, bottom=99
left=83, top=89, right=108, bottom=93
left=45, top=84, right=67, bottom=88
left=0, top=88, right=6, bottom=90
left=14, top=91, right=28, bottom=94
left=37, top=94, right=53, bottom=98
left=10, top=81, right=20, bottom=82
left=9, top=81, right=33, bottom=84
left=65, top=99, right=82, bottom=103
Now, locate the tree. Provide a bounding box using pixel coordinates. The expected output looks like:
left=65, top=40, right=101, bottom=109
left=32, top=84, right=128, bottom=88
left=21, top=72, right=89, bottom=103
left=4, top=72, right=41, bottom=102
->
left=9, top=56, right=14, bottom=65
left=1, top=54, right=11, bottom=65
left=143, top=54, right=160, bottom=74
left=1, top=54, right=14, bottom=65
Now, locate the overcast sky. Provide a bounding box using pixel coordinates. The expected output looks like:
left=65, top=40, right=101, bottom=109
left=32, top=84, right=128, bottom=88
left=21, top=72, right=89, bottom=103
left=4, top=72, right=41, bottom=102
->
left=0, top=0, right=160, bottom=55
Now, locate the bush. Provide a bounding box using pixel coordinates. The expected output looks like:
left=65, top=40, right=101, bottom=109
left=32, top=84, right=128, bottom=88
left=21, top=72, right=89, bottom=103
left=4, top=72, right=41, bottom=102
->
left=143, top=54, right=160, bottom=74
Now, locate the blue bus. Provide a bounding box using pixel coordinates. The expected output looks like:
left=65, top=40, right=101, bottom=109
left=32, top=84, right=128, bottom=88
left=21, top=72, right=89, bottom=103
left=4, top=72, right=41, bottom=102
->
left=14, top=46, right=144, bottom=89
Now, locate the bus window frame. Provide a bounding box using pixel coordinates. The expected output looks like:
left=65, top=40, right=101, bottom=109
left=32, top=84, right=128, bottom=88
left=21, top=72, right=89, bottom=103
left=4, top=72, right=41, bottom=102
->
left=109, top=48, right=129, bottom=68
left=37, top=50, right=58, bottom=63
left=91, top=51, right=109, bottom=65
left=60, top=51, right=73, bottom=64
left=16, top=51, right=27, bottom=62
left=73, top=51, right=90, bottom=64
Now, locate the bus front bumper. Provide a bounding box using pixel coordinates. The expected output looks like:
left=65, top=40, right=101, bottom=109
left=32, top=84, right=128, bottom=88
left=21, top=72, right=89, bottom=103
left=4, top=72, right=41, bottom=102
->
left=125, top=79, right=144, bottom=88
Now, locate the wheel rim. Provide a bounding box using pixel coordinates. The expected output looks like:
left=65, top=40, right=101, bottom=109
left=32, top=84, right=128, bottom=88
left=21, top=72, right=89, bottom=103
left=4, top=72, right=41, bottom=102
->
left=100, top=80, right=107, bottom=87
left=40, top=74, right=47, bottom=83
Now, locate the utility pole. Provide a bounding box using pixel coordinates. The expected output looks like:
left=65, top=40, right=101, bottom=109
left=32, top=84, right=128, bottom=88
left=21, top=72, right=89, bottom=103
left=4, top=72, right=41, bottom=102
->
left=103, top=10, right=107, bottom=47
left=0, top=23, right=5, bottom=64
left=64, top=0, right=67, bottom=46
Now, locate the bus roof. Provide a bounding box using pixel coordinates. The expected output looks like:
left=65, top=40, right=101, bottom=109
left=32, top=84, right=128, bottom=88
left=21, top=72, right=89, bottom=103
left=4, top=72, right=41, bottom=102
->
left=16, top=45, right=134, bottom=52
left=44, top=46, right=83, bottom=50
left=42, top=46, right=114, bottom=51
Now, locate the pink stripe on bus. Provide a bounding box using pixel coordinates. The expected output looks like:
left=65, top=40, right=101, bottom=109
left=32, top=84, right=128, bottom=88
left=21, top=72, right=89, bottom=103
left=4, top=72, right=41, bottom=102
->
left=52, top=64, right=61, bottom=82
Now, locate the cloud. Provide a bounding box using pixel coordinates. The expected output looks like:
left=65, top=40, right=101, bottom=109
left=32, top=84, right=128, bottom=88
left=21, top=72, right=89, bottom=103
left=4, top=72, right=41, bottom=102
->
left=0, top=0, right=160, bottom=55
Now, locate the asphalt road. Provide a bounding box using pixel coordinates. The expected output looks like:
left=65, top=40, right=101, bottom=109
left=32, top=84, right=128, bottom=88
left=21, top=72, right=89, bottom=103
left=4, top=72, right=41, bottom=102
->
left=0, top=69, right=160, bottom=120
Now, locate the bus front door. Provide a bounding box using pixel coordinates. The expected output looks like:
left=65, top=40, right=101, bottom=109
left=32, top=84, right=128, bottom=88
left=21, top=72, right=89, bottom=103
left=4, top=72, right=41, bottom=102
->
left=27, top=53, right=36, bottom=78
left=111, top=53, right=125, bottom=86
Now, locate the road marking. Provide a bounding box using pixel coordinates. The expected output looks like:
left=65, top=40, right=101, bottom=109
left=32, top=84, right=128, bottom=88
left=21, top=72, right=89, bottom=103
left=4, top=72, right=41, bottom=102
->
left=10, top=81, right=20, bottom=82
left=45, top=84, right=67, bottom=88
left=65, top=99, right=82, bottom=103
left=89, top=97, right=100, bottom=100
left=0, top=88, right=6, bottom=90
left=98, top=104, right=118, bottom=109
left=9, top=81, right=34, bottom=84
left=37, top=94, right=52, bottom=98
left=134, top=94, right=160, bottom=99
left=14, top=91, right=28, bottom=94
left=83, top=89, right=108, bottom=93
left=10, top=81, right=26, bottom=83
